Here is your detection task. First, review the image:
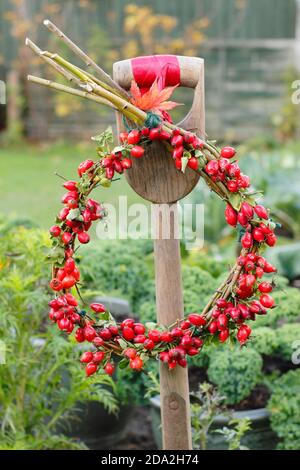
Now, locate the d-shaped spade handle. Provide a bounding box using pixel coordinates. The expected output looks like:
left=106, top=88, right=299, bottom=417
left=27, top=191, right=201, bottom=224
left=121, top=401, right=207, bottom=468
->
left=113, top=55, right=205, bottom=204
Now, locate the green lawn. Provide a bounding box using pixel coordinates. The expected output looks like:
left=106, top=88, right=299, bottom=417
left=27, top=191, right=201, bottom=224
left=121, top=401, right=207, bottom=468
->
left=0, top=141, right=146, bottom=231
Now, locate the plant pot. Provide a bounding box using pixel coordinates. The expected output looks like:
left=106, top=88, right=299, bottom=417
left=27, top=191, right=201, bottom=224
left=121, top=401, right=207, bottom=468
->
left=64, top=401, right=132, bottom=449
left=150, top=395, right=278, bottom=450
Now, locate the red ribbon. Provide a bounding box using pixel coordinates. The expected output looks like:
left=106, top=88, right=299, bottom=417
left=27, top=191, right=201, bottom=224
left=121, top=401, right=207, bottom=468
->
left=131, top=55, right=180, bottom=93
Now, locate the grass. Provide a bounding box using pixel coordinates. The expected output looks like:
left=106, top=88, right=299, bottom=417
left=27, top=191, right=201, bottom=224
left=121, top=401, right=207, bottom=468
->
left=0, top=140, right=147, bottom=231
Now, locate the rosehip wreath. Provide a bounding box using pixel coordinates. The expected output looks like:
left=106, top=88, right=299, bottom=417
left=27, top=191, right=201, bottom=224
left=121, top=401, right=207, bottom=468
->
left=48, top=123, right=277, bottom=377
left=27, top=23, right=278, bottom=378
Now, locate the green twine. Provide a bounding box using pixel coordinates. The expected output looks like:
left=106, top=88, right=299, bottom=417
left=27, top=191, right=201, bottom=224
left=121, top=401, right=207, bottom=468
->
left=237, top=225, right=246, bottom=243
left=144, top=112, right=162, bottom=129
left=123, top=111, right=162, bottom=132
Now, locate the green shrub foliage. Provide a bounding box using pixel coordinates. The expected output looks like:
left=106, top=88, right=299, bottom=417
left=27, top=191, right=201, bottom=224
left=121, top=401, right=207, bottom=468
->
left=207, top=347, right=263, bottom=404
left=0, top=227, right=117, bottom=450
left=268, top=370, right=300, bottom=450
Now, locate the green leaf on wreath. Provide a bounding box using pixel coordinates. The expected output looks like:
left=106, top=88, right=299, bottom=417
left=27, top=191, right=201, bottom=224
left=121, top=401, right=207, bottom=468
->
left=181, top=156, right=189, bottom=173
left=66, top=208, right=82, bottom=221
left=118, top=358, right=129, bottom=369
left=228, top=192, right=242, bottom=211
left=91, top=126, right=114, bottom=150
left=117, top=338, right=128, bottom=349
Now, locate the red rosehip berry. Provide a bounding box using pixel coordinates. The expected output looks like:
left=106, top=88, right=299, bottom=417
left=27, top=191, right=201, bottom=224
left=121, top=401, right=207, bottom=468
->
left=159, top=351, right=170, bottom=363
left=217, top=313, right=228, bottom=330
left=170, top=327, right=183, bottom=338
left=127, top=130, right=140, bottom=145
left=252, top=228, right=265, bottom=243
left=119, top=132, right=128, bottom=143
left=121, top=158, right=133, bottom=169
left=134, top=334, right=146, bottom=344
left=80, top=351, right=94, bottom=363
left=61, top=232, right=73, bottom=245
left=121, top=318, right=135, bottom=329
left=78, top=232, right=90, bottom=244
left=50, top=225, right=61, bottom=237
left=237, top=174, right=250, bottom=189
left=130, top=145, right=145, bottom=158
left=180, top=336, right=193, bottom=348
left=266, top=233, right=277, bottom=247
left=187, top=157, right=199, bottom=170
left=241, top=232, right=253, bottom=249
left=205, top=160, right=219, bottom=176
left=99, top=328, right=112, bottom=341
left=225, top=204, right=237, bottom=227
left=237, top=325, right=251, bottom=345
left=219, top=329, right=229, bottom=343
left=104, top=362, right=115, bottom=375
left=175, top=158, right=182, bottom=170
left=188, top=314, right=206, bottom=326
left=124, top=348, right=137, bottom=359
left=144, top=339, right=155, bottom=350
left=86, top=363, right=98, bottom=377
left=172, top=146, right=184, bottom=159
left=78, top=159, right=94, bottom=177
left=161, top=331, right=172, bottom=342
left=93, top=337, right=104, bottom=347
left=122, top=326, right=135, bottom=341
left=180, top=320, right=191, bottom=330
left=109, top=325, right=119, bottom=336
left=130, top=356, right=143, bottom=370
left=227, top=180, right=239, bottom=193
left=220, top=146, right=236, bottom=159
left=148, top=330, right=161, bottom=343
left=75, top=328, right=85, bottom=343
left=134, top=323, right=146, bottom=335
left=84, top=326, right=96, bottom=342
left=61, top=275, right=76, bottom=289
left=171, top=134, right=184, bottom=147
left=258, top=282, right=273, bottom=293
left=64, top=258, right=75, bottom=274
left=260, top=294, right=275, bottom=309
left=149, top=127, right=161, bottom=140
left=90, top=303, right=106, bottom=313
left=240, top=202, right=254, bottom=220
left=186, top=347, right=199, bottom=356
left=64, top=293, right=77, bottom=306
left=208, top=321, right=218, bottom=334
left=93, top=351, right=105, bottom=363
left=49, top=278, right=62, bottom=291
left=254, top=205, right=268, bottom=220
left=141, top=127, right=150, bottom=137
left=63, top=180, right=77, bottom=191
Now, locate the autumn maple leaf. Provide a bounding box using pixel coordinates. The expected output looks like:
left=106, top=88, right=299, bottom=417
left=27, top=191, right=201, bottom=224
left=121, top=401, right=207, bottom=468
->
left=130, top=79, right=182, bottom=117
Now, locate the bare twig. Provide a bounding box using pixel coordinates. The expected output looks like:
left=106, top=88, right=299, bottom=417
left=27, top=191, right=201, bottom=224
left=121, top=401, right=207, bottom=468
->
left=43, top=19, right=129, bottom=99
left=27, top=75, right=117, bottom=109
left=25, top=38, right=81, bottom=85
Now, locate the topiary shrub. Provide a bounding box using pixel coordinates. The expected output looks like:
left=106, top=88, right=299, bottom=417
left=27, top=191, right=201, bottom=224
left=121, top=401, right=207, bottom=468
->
left=80, top=240, right=154, bottom=312
left=249, top=327, right=277, bottom=356
left=207, top=347, right=263, bottom=405
left=268, top=370, right=300, bottom=450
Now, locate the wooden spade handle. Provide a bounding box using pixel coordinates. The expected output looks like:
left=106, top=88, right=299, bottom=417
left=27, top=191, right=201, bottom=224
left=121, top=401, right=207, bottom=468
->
left=113, top=55, right=205, bottom=450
